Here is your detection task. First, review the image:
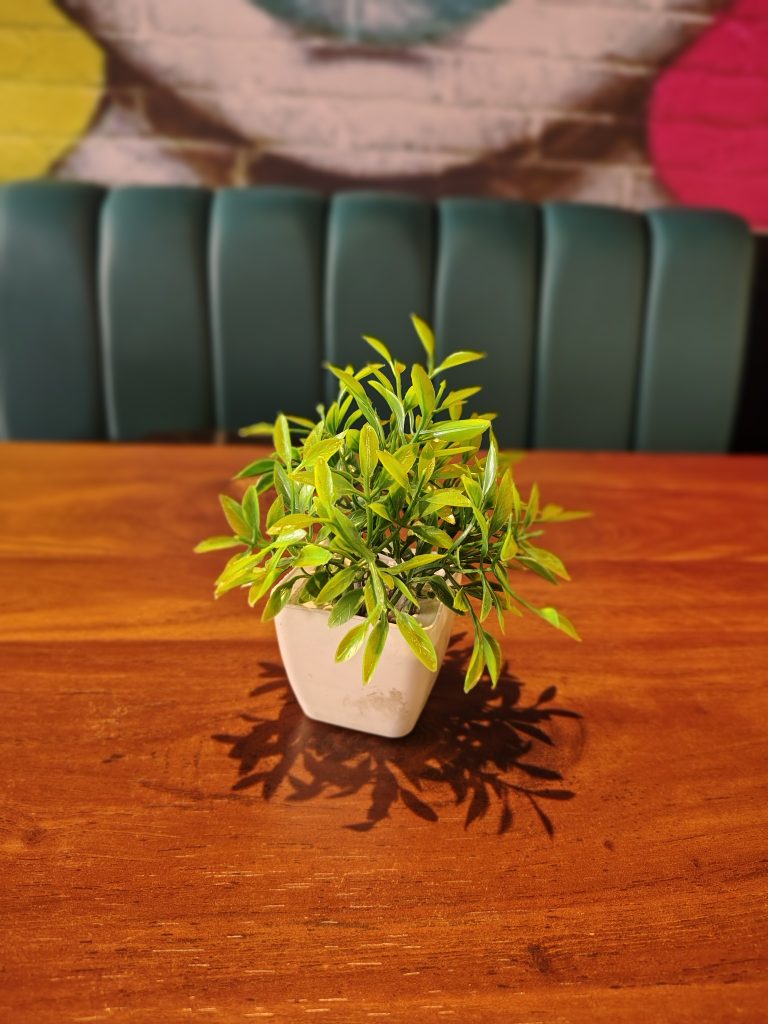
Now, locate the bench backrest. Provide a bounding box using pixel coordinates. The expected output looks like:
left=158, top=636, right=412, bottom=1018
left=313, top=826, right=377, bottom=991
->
left=0, top=182, right=754, bottom=450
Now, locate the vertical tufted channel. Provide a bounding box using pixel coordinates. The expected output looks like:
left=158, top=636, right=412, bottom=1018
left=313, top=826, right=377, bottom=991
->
left=434, top=199, right=539, bottom=447
left=209, top=188, right=326, bottom=432
left=0, top=181, right=105, bottom=440
left=99, top=187, right=212, bottom=441
left=533, top=203, right=648, bottom=450
left=324, top=193, right=434, bottom=403
left=634, top=210, right=754, bottom=452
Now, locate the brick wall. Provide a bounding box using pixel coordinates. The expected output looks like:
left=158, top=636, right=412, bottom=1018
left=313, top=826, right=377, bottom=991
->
left=5, top=0, right=767, bottom=228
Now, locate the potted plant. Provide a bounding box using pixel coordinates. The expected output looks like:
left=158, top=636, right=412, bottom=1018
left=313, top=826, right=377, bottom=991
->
left=196, top=315, right=586, bottom=738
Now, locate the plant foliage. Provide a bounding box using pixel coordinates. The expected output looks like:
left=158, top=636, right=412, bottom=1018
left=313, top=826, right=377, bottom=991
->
left=197, top=316, right=588, bottom=690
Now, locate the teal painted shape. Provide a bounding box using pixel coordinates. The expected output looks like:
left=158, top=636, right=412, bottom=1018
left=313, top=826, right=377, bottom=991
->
left=99, top=187, right=213, bottom=440
left=434, top=198, right=539, bottom=448
left=534, top=203, right=647, bottom=450
left=210, top=188, right=326, bottom=432
left=325, top=192, right=434, bottom=405
left=251, top=0, right=505, bottom=44
left=0, top=181, right=105, bottom=440
left=635, top=209, right=754, bottom=453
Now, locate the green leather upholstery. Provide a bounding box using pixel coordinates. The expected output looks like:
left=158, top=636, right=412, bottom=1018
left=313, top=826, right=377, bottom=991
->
left=0, top=182, right=755, bottom=451
left=0, top=181, right=105, bottom=439
left=535, top=204, right=648, bottom=450
left=636, top=210, right=754, bottom=452
left=210, top=188, right=326, bottom=431
left=100, top=187, right=212, bottom=440
left=434, top=199, right=539, bottom=448
left=325, top=193, right=433, bottom=406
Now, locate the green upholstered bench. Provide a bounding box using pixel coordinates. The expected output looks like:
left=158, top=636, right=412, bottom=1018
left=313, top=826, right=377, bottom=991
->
left=0, top=181, right=755, bottom=451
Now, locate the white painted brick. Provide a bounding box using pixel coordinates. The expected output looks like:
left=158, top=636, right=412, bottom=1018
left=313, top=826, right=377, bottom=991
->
left=55, top=133, right=205, bottom=185
left=448, top=52, right=652, bottom=113
left=458, top=1, right=702, bottom=64
left=143, top=0, right=284, bottom=39
left=627, top=169, right=674, bottom=208
left=185, top=86, right=534, bottom=167
left=57, top=0, right=145, bottom=36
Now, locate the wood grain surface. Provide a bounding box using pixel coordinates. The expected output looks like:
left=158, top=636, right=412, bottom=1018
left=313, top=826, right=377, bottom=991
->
left=1, top=444, right=767, bottom=1023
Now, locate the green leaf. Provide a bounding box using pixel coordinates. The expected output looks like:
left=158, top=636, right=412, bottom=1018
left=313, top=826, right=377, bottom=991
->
left=369, top=565, right=387, bottom=609
left=247, top=567, right=279, bottom=606
left=433, top=350, right=486, bottom=375
left=525, top=482, right=540, bottom=525
left=242, top=485, right=262, bottom=538
left=368, top=380, right=405, bottom=432
left=411, top=525, right=453, bottom=549
left=480, top=578, right=493, bottom=622
left=325, top=364, right=382, bottom=434
left=265, top=494, right=285, bottom=531
left=219, top=494, right=249, bottom=538
left=194, top=535, right=242, bottom=553
left=273, top=414, right=292, bottom=468
left=234, top=457, right=275, bottom=479
left=335, top=621, right=369, bottom=663
left=314, top=456, right=334, bottom=508
left=516, top=557, right=558, bottom=584
left=411, top=364, right=436, bottom=417
left=238, top=421, right=274, bottom=437
left=359, top=423, right=379, bottom=482
left=364, top=578, right=377, bottom=618
left=442, top=386, right=482, bottom=409
left=482, top=438, right=498, bottom=500
left=369, top=501, right=392, bottom=521
left=363, top=617, right=389, bottom=683
left=378, top=450, right=410, bottom=490
left=315, top=566, right=358, bottom=606
left=261, top=582, right=294, bottom=622
left=423, top=575, right=454, bottom=611
left=363, top=334, right=394, bottom=368
left=522, top=543, right=571, bottom=581
left=392, top=575, right=420, bottom=610
left=501, top=528, right=518, bottom=561
left=327, top=589, right=365, bottom=627
left=388, top=552, right=443, bottom=574
left=464, top=638, right=485, bottom=692
left=424, top=419, right=491, bottom=443
left=270, top=528, right=306, bottom=547
left=396, top=611, right=437, bottom=671
left=286, top=414, right=315, bottom=429
left=539, top=504, right=592, bottom=522
left=272, top=462, right=292, bottom=511
left=490, top=469, right=515, bottom=534
left=410, top=313, right=435, bottom=372
left=326, top=363, right=367, bottom=402
left=481, top=630, right=502, bottom=685
left=328, top=509, right=375, bottom=560
left=424, top=488, right=472, bottom=510
left=538, top=606, right=581, bottom=641
left=300, top=437, right=341, bottom=468
left=267, top=513, right=318, bottom=535
left=293, top=544, right=332, bottom=568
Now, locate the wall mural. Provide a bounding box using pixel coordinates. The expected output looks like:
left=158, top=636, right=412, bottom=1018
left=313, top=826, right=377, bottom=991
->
left=0, top=0, right=765, bottom=228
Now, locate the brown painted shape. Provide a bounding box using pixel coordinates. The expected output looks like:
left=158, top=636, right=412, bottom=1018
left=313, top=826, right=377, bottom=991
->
left=1, top=444, right=767, bottom=1021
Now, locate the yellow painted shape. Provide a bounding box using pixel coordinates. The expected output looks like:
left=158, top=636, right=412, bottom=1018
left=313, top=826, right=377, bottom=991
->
left=0, top=0, right=104, bottom=181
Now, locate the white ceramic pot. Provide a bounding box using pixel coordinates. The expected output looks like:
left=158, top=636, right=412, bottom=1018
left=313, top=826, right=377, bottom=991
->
left=275, top=596, right=454, bottom=738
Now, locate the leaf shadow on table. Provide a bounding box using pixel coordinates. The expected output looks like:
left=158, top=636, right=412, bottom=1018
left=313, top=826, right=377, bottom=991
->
left=213, top=637, right=583, bottom=836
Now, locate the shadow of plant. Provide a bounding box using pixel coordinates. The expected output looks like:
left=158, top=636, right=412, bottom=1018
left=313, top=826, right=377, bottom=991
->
left=213, top=637, right=582, bottom=835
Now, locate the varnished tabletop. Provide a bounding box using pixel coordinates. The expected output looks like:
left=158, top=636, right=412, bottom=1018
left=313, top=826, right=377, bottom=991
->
left=1, top=444, right=767, bottom=1023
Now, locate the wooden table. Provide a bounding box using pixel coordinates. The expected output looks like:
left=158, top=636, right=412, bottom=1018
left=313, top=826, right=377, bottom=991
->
left=1, top=444, right=767, bottom=1023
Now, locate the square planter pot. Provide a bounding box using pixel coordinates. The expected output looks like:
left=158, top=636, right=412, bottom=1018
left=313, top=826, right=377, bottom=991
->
left=275, top=597, right=454, bottom=738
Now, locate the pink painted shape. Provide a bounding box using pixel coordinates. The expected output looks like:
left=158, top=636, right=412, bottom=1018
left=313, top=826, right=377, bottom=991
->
left=649, top=0, right=768, bottom=228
